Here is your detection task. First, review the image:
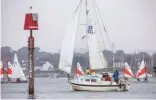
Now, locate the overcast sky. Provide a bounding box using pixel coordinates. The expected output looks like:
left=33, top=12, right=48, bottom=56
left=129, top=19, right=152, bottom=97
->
left=1, top=0, right=156, bottom=54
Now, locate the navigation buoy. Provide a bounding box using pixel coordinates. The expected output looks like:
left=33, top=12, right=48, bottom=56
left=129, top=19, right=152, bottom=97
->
left=24, top=6, right=39, bottom=95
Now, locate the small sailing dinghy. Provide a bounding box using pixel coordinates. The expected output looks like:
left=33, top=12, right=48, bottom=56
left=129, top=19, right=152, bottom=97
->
left=123, top=62, right=134, bottom=80
left=10, top=53, right=28, bottom=83
left=76, top=62, right=84, bottom=76
left=136, top=60, right=148, bottom=81
left=0, top=61, right=5, bottom=83
left=7, top=62, right=13, bottom=81
left=59, top=0, right=130, bottom=91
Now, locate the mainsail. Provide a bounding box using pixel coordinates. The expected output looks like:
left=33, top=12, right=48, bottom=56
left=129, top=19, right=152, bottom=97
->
left=59, top=1, right=82, bottom=74
left=136, top=60, right=147, bottom=79
left=124, top=62, right=134, bottom=78
left=11, top=53, right=27, bottom=81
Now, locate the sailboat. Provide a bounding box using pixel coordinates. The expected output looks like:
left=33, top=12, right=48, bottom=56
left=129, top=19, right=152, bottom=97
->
left=76, top=62, right=84, bottom=76
left=0, top=61, right=5, bottom=83
left=59, top=0, right=130, bottom=91
left=10, top=53, right=28, bottom=83
left=123, top=62, right=134, bottom=80
left=136, top=60, right=148, bottom=81
left=7, top=62, right=13, bottom=81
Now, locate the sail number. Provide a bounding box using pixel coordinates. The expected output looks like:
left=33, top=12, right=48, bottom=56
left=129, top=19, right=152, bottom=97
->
left=88, top=25, right=93, bottom=34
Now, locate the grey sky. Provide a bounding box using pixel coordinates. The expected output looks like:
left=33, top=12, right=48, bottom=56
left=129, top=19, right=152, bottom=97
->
left=2, top=0, right=156, bottom=54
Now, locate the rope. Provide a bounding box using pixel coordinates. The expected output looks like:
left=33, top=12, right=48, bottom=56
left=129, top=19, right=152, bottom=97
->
left=91, top=0, right=106, bottom=50
left=94, top=0, right=112, bottom=49
left=72, top=0, right=82, bottom=19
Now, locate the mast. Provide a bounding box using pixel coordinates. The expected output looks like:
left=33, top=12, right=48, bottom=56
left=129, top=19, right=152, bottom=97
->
left=112, top=42, right=115, bottom=72
left=151, top=53, right=153, bottom=73
left=136, top=50, right=139, bottom=73
left=121, top=50, right=124, bottom=68
left=85, top=0, right=90, bottom=69
left=143, top=52, right=148, bottom=79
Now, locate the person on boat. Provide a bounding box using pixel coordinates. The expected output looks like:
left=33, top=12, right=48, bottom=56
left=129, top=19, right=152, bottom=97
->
left=113, top=70, right=119, bottom=84
left=90, top=69, right=95, bottom=75
left=86, top=69, right=90, bottom=75
left=86, top=63, right=91, bottom=75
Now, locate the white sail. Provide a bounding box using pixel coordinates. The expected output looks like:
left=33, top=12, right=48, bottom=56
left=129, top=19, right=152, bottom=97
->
left=87, top=19, right=108, bottom=70
left=136, top=60, right=147, bottom=79
left=11, top=63, right=20, bottom=79
left=59, top=2, right=81, bottom=74
left=12, top=53, right=20, bottom=79
left=14, top=53, right=19, bottom=63
left=12, top=53, right=26, bottom=81
left=19, top=65, right=26, bottom=81
left=124, top=62, right=134, bottom=78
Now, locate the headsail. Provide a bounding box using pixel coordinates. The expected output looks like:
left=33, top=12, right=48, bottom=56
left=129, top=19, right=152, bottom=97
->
left=124, top=62, right=134, bottom=78
left=76, top=62, right=84, bottom=76
left=59, top=1, right=81, bottom=74
left=19, top=65, right=27, bottom=81
left=12, top=53, right=20, bottom=79
left=136, top=60, right=147, bottom=79
left=87, top=18, right=108, bottom=70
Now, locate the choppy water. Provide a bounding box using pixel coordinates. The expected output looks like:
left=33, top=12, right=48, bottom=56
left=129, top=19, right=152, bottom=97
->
left=1, top=77, right=156, bottom=99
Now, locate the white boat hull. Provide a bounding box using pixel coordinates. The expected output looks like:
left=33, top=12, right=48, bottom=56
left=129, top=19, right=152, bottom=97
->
left=8, top=78, right=28, bottom=83
left=70, top=81, right=130, bottom=92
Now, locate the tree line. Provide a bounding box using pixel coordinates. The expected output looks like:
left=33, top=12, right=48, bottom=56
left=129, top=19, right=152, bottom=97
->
left=1, top=46, right=156, bottom=73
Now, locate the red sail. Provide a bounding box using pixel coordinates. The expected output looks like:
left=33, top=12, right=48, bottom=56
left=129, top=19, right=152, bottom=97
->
left=76, top=67, right=83, bottom=75
left=0, top=67, right=4, bottom=74
left=124, top=67, right=133, bottom=77
left=136, top=66, right=146, bottom=78
left=7, top=67, right=12, bottom=75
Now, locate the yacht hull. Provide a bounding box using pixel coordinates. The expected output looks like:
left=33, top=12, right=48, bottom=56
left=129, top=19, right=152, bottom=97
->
left=70, top=81, right=130, bottom=91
